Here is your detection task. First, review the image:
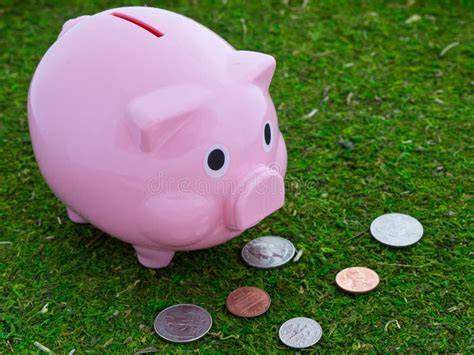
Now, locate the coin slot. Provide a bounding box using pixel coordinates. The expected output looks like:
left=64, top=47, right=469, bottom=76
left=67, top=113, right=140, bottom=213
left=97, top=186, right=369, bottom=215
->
left=111, top=12, right=164, bottom=38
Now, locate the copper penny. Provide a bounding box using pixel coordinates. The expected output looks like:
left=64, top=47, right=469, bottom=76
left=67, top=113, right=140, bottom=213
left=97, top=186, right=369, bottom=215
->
left=335, top=267, right=380, bottom=294
left=226, top=287, right=271, bottom=317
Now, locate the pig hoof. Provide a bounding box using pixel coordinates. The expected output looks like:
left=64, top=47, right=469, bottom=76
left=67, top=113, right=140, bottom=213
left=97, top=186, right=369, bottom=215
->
left=67, top=208, right=88, bottom=224
left=134, top=246, right=175, bottom=268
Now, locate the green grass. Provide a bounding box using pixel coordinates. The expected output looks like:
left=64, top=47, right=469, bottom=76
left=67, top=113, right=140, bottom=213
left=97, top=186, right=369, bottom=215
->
left=1, top=0, right=473, bottom=352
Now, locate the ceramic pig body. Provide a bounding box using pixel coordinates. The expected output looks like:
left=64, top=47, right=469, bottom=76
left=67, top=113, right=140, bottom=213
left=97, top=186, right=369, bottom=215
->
left=28, top=7, right=287, bottom=268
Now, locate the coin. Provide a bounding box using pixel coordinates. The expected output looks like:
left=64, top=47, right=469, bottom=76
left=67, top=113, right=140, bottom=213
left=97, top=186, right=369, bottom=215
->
left=279, top=317, right=322, bottom=348
left=154, top=304, right=212, bottom=343
left=241, top=236, right=296, bottom=268
left=336, top=266, right=380, bottom=294
left=226, top=287, right=271, bottom=318
left=370, top=213, right=423, bottom=247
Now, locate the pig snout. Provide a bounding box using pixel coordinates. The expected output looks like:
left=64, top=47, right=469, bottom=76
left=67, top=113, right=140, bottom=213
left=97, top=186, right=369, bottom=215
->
left=225, top=165, right=285, bottom=231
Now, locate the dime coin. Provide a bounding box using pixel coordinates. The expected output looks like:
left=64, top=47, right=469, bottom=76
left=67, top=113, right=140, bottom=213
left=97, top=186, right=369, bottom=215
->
left=226, top=286, right=271, bottom=318
left=370, top=213, right=424, bottom=247
left=154, top=304, right=212, bottom=343
left=336, top=266, right=380, bottom=294
left=241, top=236, right=296, bottom=268
left=279, top=317, right=322, bottom=349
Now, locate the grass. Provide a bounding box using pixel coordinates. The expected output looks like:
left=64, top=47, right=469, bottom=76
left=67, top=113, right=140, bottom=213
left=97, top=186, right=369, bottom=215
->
left=1, top=0, right=473, bottom=352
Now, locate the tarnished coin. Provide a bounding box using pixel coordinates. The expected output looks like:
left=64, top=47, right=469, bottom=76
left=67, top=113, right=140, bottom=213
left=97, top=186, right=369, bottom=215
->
left=154, top=304, right=212, bottom=343
left=370, top=213, right=423, bottom=247
left=279, top=317, right=322, bottom=349
left=336, top=266, right=380, bottom=294
left=226, top=287, right=271, bottom=318
left=241, top=236, right=296, bottom=268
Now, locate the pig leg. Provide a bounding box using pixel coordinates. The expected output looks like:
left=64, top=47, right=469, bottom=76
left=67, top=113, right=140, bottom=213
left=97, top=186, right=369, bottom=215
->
left=67, top=208, right=88, bottom=224
left=133, top=245, right=175, bottom=268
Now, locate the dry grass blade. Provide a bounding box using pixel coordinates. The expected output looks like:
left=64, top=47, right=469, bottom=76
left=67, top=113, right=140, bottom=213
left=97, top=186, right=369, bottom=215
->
left=439, top=42, right=459, bottom=57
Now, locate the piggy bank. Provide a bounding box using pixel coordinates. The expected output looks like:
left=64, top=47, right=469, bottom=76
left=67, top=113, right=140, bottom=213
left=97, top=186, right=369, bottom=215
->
left=28, top=7, right=287, bottom=268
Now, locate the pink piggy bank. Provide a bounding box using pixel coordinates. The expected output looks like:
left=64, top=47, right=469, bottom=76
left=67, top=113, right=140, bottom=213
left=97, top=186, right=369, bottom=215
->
left=28, top=7, right=287, bottom=268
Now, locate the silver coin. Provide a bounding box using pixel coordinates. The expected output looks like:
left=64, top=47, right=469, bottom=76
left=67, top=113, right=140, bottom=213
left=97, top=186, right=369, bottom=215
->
left=154, top=304, right=212, bottom=343
left=279, top=317, right=322, bottom=348
left=241, top=236, right=296, bottom=268
left=370, top=213, right=423, bottom=247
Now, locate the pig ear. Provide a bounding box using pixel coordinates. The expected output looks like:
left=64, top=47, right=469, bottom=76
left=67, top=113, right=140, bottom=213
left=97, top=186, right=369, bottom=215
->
left=228, top=50, right=276, bottom=90
left=126, top=85, right=211, bottom=153
left=59, top=15, right=90, bottom=38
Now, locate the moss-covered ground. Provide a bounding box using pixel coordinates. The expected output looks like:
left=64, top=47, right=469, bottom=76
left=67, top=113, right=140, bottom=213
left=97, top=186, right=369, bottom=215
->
left=1, top=0, right=473, bottom=352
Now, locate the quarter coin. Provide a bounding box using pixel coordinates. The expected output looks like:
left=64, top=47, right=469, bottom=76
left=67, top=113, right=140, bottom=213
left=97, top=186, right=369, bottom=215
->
left=241, top=236, right=296, bottom=268
left=226, top=286, right=271, bottom=317
left=154, top=304, right=212, bottom=343
left=370, top=213, right=423, bottom=247
left=336, top=266, right=380, bottom=294
left=279, top=317, right=322, bottom=348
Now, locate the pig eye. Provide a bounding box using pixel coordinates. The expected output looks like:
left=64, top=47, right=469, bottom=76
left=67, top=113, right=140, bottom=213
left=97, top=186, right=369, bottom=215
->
left=205, top=144, right=230, bottom=178
left=263, top=121, right=273, bottom=152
